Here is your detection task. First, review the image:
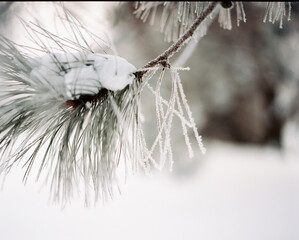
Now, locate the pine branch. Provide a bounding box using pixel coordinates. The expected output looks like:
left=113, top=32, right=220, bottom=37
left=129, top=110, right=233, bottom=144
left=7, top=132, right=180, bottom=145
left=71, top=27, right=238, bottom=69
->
left=135, top=1, right=218, bottom=79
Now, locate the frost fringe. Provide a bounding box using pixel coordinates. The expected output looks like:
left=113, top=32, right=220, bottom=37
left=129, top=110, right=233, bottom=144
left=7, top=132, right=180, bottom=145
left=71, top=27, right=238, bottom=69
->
left=0, top=2, right=216, bottom=205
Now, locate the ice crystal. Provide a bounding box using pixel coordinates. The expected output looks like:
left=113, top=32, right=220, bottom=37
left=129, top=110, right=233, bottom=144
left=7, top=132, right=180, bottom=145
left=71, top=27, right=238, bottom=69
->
left=134, top=2, right=247, bottom=39
left=141, top=66, right=206, bottom=171
left=263, top=2, right=291, bottom=29
left=134, top=1, right=211, bottom=42
left=0, top=3, right=206, bottom=206
left=0, top=6, right=147, bottom=206
left=218, top=6, right=232, bottom=30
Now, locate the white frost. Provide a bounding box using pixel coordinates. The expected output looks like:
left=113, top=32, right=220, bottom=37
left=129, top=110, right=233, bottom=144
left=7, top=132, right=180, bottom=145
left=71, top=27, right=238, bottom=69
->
left=29, top=53, right=136, bottom=99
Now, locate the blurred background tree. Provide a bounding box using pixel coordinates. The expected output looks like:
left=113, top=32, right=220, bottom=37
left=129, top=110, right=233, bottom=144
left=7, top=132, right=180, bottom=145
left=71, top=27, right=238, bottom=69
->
left=110, top=2, right=299, bottom=150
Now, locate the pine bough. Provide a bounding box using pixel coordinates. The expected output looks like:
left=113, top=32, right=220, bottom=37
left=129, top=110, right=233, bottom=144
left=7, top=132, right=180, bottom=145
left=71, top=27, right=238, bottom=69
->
left=0, top=2, right=292, bottom=205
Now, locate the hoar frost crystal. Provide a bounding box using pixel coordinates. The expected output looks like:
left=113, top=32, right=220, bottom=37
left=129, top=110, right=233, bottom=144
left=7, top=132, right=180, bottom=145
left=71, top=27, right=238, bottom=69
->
left=0, top=37, right=146, bottom=204
left=0, top=5, right=206, bottom=206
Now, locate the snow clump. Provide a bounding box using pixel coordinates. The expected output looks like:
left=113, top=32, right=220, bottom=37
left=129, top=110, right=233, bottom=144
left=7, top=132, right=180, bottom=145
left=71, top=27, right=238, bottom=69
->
left=29, top=52, right=137, bottom=100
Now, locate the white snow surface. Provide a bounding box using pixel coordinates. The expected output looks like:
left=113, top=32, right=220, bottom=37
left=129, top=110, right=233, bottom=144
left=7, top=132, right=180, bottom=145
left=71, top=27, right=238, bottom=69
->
left=0, top=140, right=299, bottom=240
left=29, top=52, right=136, bottom=99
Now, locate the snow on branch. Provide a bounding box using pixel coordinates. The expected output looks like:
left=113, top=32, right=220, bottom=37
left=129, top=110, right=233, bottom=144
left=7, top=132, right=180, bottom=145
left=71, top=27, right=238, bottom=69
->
left=0, top=3, right=209, bottom=206
left=0, top=1, right=294, bottom=206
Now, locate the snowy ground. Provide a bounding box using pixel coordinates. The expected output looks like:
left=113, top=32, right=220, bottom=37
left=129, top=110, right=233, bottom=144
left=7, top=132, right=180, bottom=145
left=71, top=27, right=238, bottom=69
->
left=0, top=140, right=298, bottom=240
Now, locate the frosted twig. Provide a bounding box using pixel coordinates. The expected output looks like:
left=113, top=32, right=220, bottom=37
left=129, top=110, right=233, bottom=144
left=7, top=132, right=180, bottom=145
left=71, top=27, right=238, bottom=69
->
left=155, top=70, right=166, bottom=164
left=172, top=71, right=194, bottom=158
left=263, top=2, right=291, bottom=29
left=171, top=68, right=206, bottom=154
left=143, top=72, right=176, bottom=168
left=145, top=82, right=192, bottom=128
left=135, top=2, right=218, bottom=79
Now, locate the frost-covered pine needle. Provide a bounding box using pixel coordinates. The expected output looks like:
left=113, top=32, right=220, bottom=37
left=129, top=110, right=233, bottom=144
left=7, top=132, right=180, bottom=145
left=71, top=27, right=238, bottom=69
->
left=0, top=3, right=207, bottom=206
left=235, top=2, right=246, bottom=27
left=134, top=1, right=211, bottom=42
left=263, top=2, right=292, bottom=29
left=141, top=66, right=206, bottom=171
left=170, top=67, right=206, bottom=155
left=134, top=2, right=247, bottom=39
left=218, top=6, right=232, bottom=30
left=0, top=5, right=149, bottom=206
left=0, top=42, right=145, bottom=205
left=218, top=2, right=246, bottom=30
left=144, top=81, right=193, bottom=128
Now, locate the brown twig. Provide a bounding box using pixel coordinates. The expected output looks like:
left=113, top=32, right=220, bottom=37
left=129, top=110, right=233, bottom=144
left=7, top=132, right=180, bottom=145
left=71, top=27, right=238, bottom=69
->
left=134, top=1, right=219, bottom=79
